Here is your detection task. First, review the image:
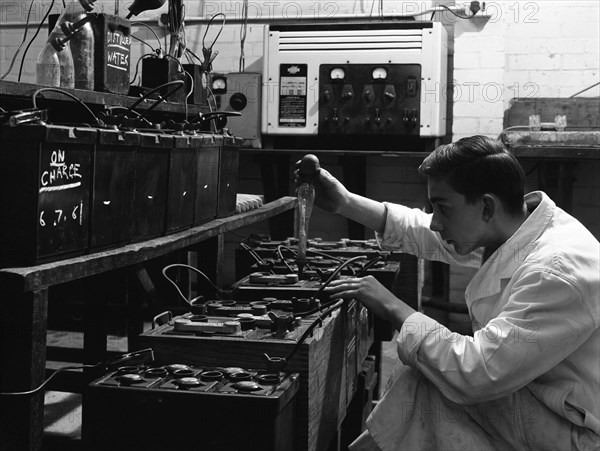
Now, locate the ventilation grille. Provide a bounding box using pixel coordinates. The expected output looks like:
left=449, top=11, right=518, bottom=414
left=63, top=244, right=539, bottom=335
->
left=277, top=29, right=423, bottom=52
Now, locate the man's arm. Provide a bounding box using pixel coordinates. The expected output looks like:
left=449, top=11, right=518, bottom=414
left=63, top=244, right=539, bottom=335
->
left=310, top=167, right=387, bottom=234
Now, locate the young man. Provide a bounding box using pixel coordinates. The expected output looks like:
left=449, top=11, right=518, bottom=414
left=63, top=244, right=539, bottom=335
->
left=310, top=136, right=599, bottom=450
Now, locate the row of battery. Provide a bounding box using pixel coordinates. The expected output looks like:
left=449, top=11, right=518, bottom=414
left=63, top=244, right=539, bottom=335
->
left=0, top=123, right=242, bottom=268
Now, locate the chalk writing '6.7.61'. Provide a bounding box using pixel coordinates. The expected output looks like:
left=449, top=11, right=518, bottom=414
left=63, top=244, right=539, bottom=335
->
left=39, top=201, right=84, bottom=228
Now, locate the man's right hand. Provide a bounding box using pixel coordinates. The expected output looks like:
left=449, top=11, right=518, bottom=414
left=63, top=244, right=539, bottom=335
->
left=294, top=162, right=350, bottom=215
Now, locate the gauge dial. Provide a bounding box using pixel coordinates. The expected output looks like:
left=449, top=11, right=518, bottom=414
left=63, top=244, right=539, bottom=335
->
left=330, top=67, right=345, bottom=80
left=372, top=67, right=388, bottom=80
left=212, top=77, right=226, bottom=91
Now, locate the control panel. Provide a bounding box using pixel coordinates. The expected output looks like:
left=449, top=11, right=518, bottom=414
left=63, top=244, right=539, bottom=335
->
left=262, top=21, right=447, bottom=137
left=319, top=64, right=422, bottom=135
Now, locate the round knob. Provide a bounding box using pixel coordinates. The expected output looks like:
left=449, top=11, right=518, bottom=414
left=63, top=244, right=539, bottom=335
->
left=229, top=92, right=247, bottom=111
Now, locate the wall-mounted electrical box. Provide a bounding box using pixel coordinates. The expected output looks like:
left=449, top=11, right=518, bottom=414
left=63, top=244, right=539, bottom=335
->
left=262, top=21, right=447, bottom=137
left=212, top=72, right=262, bottom=148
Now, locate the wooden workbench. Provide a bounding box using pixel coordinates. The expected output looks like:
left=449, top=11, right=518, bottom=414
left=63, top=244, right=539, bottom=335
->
left=0, top=196, right=296, bottom=451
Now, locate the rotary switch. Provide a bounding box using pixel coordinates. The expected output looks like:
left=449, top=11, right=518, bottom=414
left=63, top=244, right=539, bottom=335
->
left=229, top=92, right=247, bottom=111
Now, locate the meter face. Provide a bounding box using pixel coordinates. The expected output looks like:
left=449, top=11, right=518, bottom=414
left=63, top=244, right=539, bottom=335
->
left=329, top=67, right=345, bottom=80
left=212, top=77, right=226, bottom=90
left=372, top=67, right=388, bottom=80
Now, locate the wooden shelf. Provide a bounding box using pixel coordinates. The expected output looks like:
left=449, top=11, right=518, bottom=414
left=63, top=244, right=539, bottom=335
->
left=0, top=80, right=207, bottom=116
left=0, top=196, right=296, bottom=293
left=501, top=129, right=600, bottom=160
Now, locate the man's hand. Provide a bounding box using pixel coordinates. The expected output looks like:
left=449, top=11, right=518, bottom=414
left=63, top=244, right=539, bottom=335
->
left=295, top=163, right=350, bottom=214
left=324, top=275, right=416, bottom=330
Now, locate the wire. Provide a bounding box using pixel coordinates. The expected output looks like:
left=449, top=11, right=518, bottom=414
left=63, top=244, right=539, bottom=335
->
left=164, top=54, right=192, bottom=119
left=306, top=249, right=344, bottom=263
left=0, top=364, right=95, bottom=397
left=439, top=4, right=473, bottom=19
left=129, top=53, right=156, bottom=85
left=569, top=82, right=600, bottom=98
left=131, top=35, right=156, bottom=53
left=32, top=88, right=101, bottom=125
left=355, top=255, right=384, bottom=276
left=162, top=263, right=229, bottom=305
left=19, top=0, right=56, bottom=82
left=312, top=255, right=368, bottom=303
left=240, top=242, right=268, bottom=266
left=185, top=47, right=203, bottom=64
left=282, top=300, right=344, bottom=367
left=127, top=80, right=185, bottom=120
left=202, top=13, right=226, bottom=52
left=276, top=245, right=297, bottom=273
left=130, top=21, right=163, bottom=54
left=239, top=0, right=249, bottom=72
left=0, top=0, right=35, bottom=80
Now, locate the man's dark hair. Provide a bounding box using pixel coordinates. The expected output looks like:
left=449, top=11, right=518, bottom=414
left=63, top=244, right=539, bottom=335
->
left=418, top=135, right=525, bottom=215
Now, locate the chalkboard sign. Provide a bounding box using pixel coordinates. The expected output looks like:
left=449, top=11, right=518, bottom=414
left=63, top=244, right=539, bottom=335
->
left=37, top=143, right=91, bottom=258
left=0, top=124, right=94, bottom=267
left=94, top=14, right=131, bottom=95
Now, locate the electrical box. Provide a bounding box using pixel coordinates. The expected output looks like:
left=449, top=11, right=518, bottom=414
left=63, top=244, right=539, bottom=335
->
left=262, top=21, right=447, bottom=137
left=212, top=72, right=262, bottom=148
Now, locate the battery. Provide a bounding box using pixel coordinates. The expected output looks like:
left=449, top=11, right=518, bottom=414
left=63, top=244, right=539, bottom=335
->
left=138, top=298, right=373, bottom=451
left=193, top=135, right=220, bottom=225
left=132, top=132, right=172, bottom=241
left=0, top=124, right=94, bottom=267
left=84, top=363, right=299, bottom=451
left=166, top=134, right=198, bottom=233
left=90, top=128, right=136, bottom=250
left=216, top=136, right=242, bottom=218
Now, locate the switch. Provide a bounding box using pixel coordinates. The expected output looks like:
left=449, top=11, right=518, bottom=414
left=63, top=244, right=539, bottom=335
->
left=407, top=77, right=418, bottom=97
left=363, top=86, right=374, bottom=103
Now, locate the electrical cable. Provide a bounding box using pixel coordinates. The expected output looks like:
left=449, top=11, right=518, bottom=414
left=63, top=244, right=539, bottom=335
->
left=439, top=4, right=473, bottom=19
left=355, top=254, right=384, bottom=276
left=32, top=87, right=101, bottom=126
left=309, top=255, right=368, bottom=307
left=162, top=263, right=230, bottom=305
left=569, top=82, right=600, bottom=98
left=306, top=249, right=344, bottom=263
left=240, top=242, right=269, bottom=267
left=130, top=21, right=163, bottom=54
left=239, top=0, right=249, bottom=72
left=101, top=105, right=153, bottom=127
left=0, top=364, right=96, bottom=397
left=127, top=80, right=185, bottom=121
left=202, top=13, right=226, bottom=53
left=277, top=245, right=297, bottom=273
left=164, top=54, right=192, bottom=119
left=19, top=0, right=56, bottom=82
left=0, top=0, right=35, bottom=80
left=131, top=35, right=156, bottom=53
left=282, top=299, right=344, bottom=368
left=129, top=52, right=156, bottom=85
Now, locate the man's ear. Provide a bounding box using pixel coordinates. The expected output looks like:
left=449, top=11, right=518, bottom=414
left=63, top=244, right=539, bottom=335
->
left=481, top=194, right=496, bottom=222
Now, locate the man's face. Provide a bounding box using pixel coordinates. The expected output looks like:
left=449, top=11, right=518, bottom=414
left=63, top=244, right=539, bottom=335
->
left=427, top=178, right=486, bottom=255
